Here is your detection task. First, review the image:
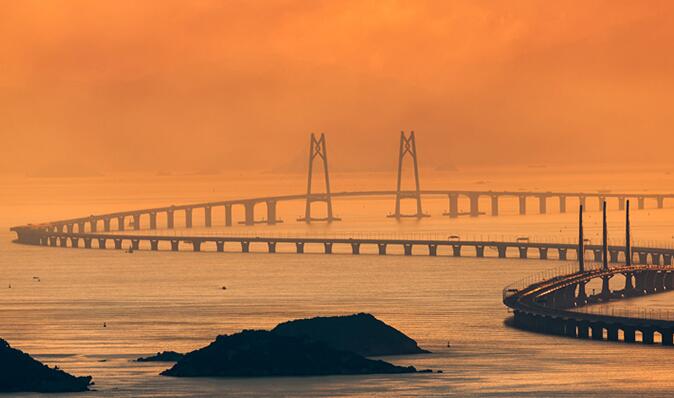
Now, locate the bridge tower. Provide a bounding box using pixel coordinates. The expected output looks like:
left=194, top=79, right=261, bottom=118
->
left=298, top=133, right=340, bottom=223
left=625, top=200, right=631, bottom=266
left=389, top=131, right=428, bottom=219
left=578, top=204, right=585, bottom=272
left=600, top=201, right=612, bottom=300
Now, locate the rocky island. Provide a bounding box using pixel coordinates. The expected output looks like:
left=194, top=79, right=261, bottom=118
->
left=272, top=313, right=430, bottom=356
left=161, top=313, right=431, bottom=378
left=0, top=338, right=92, bottom=393
left=137, top=351, right=184, bottom=362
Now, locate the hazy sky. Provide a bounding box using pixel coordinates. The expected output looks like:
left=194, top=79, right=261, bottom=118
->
left=2, top=0, right=674, bottom=174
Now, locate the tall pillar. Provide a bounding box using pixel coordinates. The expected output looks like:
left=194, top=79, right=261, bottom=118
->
left=469, top=194, right=479, bottom=217
left=117, top=216, right=125, bottom=231
left=167, top=209, right=175, bottom=229
left=619, top=197, right=626, bottom=211
left=300, top=133, right=339, bottom=223
left=266, top=201, right=277, bottom=225
left=244, top=202, right=255, bottom=226
left=185, top=208, right=193, bottom=228
left=657, top=196, right=664, bottom=209
left=559, top=195, right=566, bottom=213
left=225, top=204, right=233, bottom=227
left=150, top=212, right=157, bottom=229
left=638, top=197, right=645, bottom=209
left=90, top=217, right=98, bottom=232
left=205, top=206, right=212, bottom=227
left=390, top=131, right=426, bottom=219
left=578, top=204, right=585, bottom=272
left=518, top=195, right=526, bottom=215
left=602, top=201, right=608, bottom=270
left=446, top=193, right=459, bottom=218
left=491, top=195, right=499, bottom=216
left=104, top=218, right=111, bottom=232
left=538, top=195, right=547, bottom=214
left=133, top=214, right=141, bottom=230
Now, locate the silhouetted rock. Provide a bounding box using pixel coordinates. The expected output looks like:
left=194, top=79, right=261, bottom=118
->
left=161, top=330, right=418, bottom=377
left=0, top=338, right=92, bottom=392
left=272, top=313, right=430, bottom=356
left=137, top=351, right=184, bottom=362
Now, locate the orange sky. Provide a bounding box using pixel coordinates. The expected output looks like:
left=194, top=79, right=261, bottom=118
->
left=2, top=0, right=674, bottom=175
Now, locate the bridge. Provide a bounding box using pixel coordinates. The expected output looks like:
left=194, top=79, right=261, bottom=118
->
left=504, top=202, right=674, bottom=346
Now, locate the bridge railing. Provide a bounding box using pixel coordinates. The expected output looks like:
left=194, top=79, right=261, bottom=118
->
left=502, top=262, right=604, bottom=300
left=575, top=305, right=674, bottom=322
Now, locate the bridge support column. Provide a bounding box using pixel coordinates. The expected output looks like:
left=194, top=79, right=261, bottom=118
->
left=638, top=197, right=645, bottom=210
left=652, top=253, right=661, bottom=265
left=469, top=194, right=479, bottom=217
left=49, top=236, right=57, bottom=247
left=661, top=330, right=673, bottom=346
left=59, top=237, right=68, bottom=247
left=150, top=240, right=159, bottom=251
left=90, top=218, right=98, bottom=232
left=491, top=195, right=499, bottom=216
left=78, top=222, right=86, bottom=233
left=267, top=242, right=276, bottom=253
left=192, top=240, right=201, bottom=252
left=576, top=282, right=588, bottom=305
left=518, top=247, right=528, bottom=259
left=131, top=240, right=139, bottom=250
left=642, top=328, right=654, bottom=344
left=619, top=197, right=626, bottom=210
left=446, top=193, right=458, bottom=218
left=185, top=208, right=193, bottom=228
left=623, top=327, right=636, bottom=343
left=657, top=196, right=664, bottom=209
left=645, top=271, right=657, bottom=293
left=171, top=240, right=179, bottom=251
left=559, top=196, right=566, bottom=213
left=133, top=214, right=141, bottom=230
left=452, top=245, right=461, bottom=257
left=225, top=204, right=233, bottom=227
left=244, top=203, right=255, bottom=226
left=538, top=247, right=548, bottom=260
left=104, top=218, right=111, bottom=232
left=324, top=242, right=333, bottom=254
left=216, top=241, right=225, bottom=252
left=624, top=273, right=634, bottom=292
left=558, top=248, right=567, bottom=260
left=656, top=272, right=666, bottom=292
left=403, top=244, right=413, bottom=256
left=638, top=252, right=648, bottom=265
left=114, top=239, right=122, bottom=250
left=538, top=196, right=547, bottom=214
left=497, top=245, right=507, bottom=258
left=634, top=272, right=646, bottom=293
left=577, top=322, right=589, bottom=338
left=518, top=195, right=526, bottom=215
left=266, top=201, right=279, bottom=225
left=664, top=254, right=672, bottom=266
left=205, top=206, right=212, bottom=227
left=150, top=212, right=157, bottom=229
left=84, top=238, right=92, bottom=249
left=593, top=249, right=602, bottom=262
left=351, top=243, right=360, bottom=255
left=241, top=242, right=250, bottom=253
left=117, top=216, right=125, bottom=231
left=70, top=237, right=79, bottom=248
left=167, top=210, right=175, bottom=229
left=601, top=276, right=611, bottom=301
left=665, top=272, right=674, bottom=290
left=476, top=246, right=485, bottom=257
left=607, top=326, right=619, bottom=342
left=609, top=250, right=619, bottom=263
left=591, top=324, right=604, bottom=340
left=97, top=238, right=108, bottom=249
left=579, top=196, right=586, bottom=210
left=564, top=319, right=577, bottom=337
left=295, top=242, right=304, bottom=254
left=428, top=244, right=437, bottom=256
left=378, top=244, right=387, bottom=255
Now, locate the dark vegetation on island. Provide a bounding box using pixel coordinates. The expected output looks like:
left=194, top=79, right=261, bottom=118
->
left=0, top=338, right=92, bottom=393
left=137, top=351, right=184, bottom=362
left=159, top=313, right=432, bottom=378
left=272, top=313, right=430, bottom=356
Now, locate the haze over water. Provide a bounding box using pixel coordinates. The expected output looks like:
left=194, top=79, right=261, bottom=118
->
left=2, top=168, right=674, bottom=396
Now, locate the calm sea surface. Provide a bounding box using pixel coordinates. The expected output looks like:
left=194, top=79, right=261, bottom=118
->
left=2, top=168, right=674, bottom=397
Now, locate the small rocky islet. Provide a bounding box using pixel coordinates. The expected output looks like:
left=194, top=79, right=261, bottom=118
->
left=155, top=313, right=432, bottom=378
left=137, top=351, right=184, bottom=362
left=0, top=338, right=92, bottom=393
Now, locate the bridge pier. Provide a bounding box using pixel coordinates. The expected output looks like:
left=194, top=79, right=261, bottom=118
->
left=185, top=208, right=193, bottom=228
left=559, top=196, right=566, bottom=213
left=642, top=328, right=654, bottom=344
left=593, top=249, right=602, bottom=262
left=652, top=253, right=661, bottom=265
left=114, top=239, right=122, bottom=250
left=475, top=245, right=485, bottom=257
left=579, top=196, right=586, bottom=210
left=404, top=244, right=413, bottom=256
left=324, top=242, right=333, bottom=254
left=167, top=209, right=175, bottom=229
left=447, top=193, right=459, bottom=218
left=452, top=245, right=461, bottom=257
left=266, top=201, right=278, bottom=225
left=538, top=247, right=548, bottom=260
left=192, top=240, right=201, bottom=252
left=491, top=195, right=499, bottom=216
left=378, top=244, right=387, bottom=255
left=150, top=240, right=159, bottom=251
left=497, top=245, right=507, bottom=258
left=268, top=242, right=277, bottom=253
left=607, top=326, right=619, bottom=342
left=216, top=241, right=225, bottom=252
left=70, top=237, right=79, bottom=248
left=638, top=252, right=648, bottom=265
left=558, top=248, right=567, bottom=260
left=624, top=272, right=634, bottom=292
left=351, top=243, right=360, bottom=255
left=598, top=196, right=605, bottom=211
left=84, top=238, right=92, bottom=249
left=600, top=276, right=611, bottom=301
left=59, top=237, right=68, bottom=247
left=241, top=241, right=250, bottom=253
left=133, top=214, right=141, bottom=230
left=469, top=194, right=479, bottom=217
left=104, top=218, right=111, bottom=232
left=118, top=216, right=125, bottom=231
left=225, top=204, right=233, bottom=227
left=662, top=330, right=674, bottom=346
left=657, top=196, right=664, bottom=209
left=205, top=206, right=212, bottom=227
left=131, top=239, right=140, bottom=250
left=97, top=238, right=107, bottom=249
left=295, top=242, right=305, bottom=254
left=591, top=324, right=604, bottom=340
left=150, top=212, right=157, bottom=229
left=638, top=197, right=645, bottom=210
left=90, top=218, right=98, bottom=232
left=518, top=195, right=526, bottom=215
left=623, top=327, right=636, bottom=343
left=428, top=244, right=437, bottom=256
left=664, top=254, right=672, bottom=266
left=244, top=203, right=255, bottom=226
left=577, top=322, right=590, bottom=338
left=518, top=246, right=528, bottom=259
left=538, top=196, right=547, bottom=214
left=619, top=196, right=626, bottom=210
left=78, top=222, right=86, bottom=233
left=576, top=281, right=588, bottom=305
left=609, top=250, right=619, bottom=263
left=171, top=240, right=179, bottom=251
left=564, top=319, right=577, bottom=337
left=66, top=224, right=74, bottom=234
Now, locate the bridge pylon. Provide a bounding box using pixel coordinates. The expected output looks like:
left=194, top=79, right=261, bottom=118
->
left=297, top=133, right=340, bottom=223
left=388, top=131, right=429, bottom=219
